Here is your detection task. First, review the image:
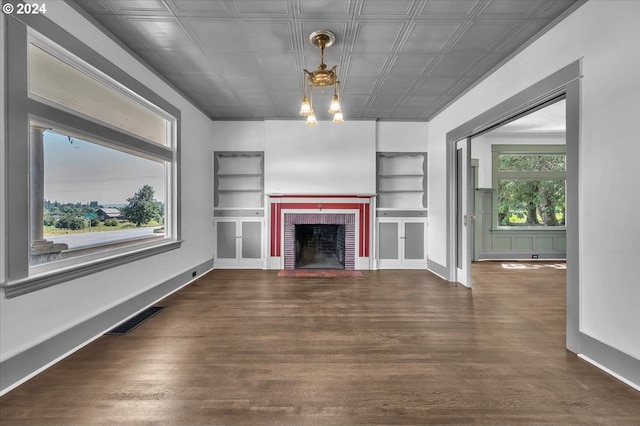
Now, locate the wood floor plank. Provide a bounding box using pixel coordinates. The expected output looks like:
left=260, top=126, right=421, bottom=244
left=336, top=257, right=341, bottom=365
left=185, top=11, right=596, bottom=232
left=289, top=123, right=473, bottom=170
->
left=1, top=264, right=639, bottom=425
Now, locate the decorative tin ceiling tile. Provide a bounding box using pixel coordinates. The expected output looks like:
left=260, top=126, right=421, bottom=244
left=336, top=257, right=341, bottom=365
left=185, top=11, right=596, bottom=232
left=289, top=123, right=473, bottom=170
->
left=74, top=0, right=581, bottom=121
left=168, top=0, right=228, bottom=15
left=401, top=22, right=462, bottom=53
left=420, top=0, right=478, bottom=16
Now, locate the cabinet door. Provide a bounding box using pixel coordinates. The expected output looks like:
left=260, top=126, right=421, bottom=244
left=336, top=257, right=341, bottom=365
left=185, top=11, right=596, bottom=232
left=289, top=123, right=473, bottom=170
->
left=215, top=218, right=264, bottom=268
left=377, top=219, right=427, bottom=268
left=241, top=221, right=262, bottom=259
left=378, top=221, right=400, bottom=260
left=403, top=222, right=425, bottom=260
left=216, top=221, right=238, bottom=259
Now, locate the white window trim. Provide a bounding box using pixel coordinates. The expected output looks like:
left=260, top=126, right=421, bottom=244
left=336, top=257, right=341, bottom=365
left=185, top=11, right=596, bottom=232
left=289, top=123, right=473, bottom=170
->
left=28, top=31, right=176, bottom=147
left=2, top=14, right=182, bottom=298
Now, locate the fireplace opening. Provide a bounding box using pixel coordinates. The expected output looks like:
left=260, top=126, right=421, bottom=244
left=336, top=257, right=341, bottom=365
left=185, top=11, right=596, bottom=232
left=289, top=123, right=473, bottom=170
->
left=295, top=224, right=345, bottom=269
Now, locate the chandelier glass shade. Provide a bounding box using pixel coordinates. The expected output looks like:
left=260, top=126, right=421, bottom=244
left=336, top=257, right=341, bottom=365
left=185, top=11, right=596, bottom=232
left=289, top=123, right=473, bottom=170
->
left=299, top=30, right=343, bottom=125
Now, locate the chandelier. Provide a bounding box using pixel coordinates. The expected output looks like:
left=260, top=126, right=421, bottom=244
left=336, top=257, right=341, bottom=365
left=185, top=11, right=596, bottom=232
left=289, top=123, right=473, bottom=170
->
left=299, top=30, right=343, bottom=126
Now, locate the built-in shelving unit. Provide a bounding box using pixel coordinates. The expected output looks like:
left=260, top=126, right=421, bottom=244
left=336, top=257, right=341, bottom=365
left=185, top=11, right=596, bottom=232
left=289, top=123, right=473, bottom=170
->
left=376, top=152, right=427, bottom=209
left=214, top=152, right=264, bottom=209
left=213, top=151, right=265, bottom=269
left=376, top=152, right=428, bottom=267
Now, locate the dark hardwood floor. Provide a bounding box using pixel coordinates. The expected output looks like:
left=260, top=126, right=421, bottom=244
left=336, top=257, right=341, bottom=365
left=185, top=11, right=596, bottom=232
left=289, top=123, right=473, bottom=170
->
left=1, top=263, right=639, bottom=425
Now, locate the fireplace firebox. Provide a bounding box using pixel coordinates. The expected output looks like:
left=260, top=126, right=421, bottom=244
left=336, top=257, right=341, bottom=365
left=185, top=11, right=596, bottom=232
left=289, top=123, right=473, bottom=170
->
left=282, top=212, right=356, bottom=270
left=295, top=224, right=345, bottom=269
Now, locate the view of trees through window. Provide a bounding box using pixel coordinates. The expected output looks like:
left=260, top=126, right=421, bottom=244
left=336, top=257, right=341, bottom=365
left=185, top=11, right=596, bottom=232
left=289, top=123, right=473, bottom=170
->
left=43, top=186, right=164, bottom=234
left=41, top=130, right=167, bottom=251
left=497, top=153, right=566, bottom=226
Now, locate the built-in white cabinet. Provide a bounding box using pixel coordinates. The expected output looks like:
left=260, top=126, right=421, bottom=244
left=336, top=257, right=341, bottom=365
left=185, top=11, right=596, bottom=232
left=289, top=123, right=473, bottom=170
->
left=214, top=151, right=265, bottom=268
left=214, top=218, right=264, bottom=268
left=376, top=152, right=428, bottom=269
left=376, top=218, right=428, bottom=268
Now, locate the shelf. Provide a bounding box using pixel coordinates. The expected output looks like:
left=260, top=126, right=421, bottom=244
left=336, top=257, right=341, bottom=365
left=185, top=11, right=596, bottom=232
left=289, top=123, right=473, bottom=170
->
left=215, top=151, right=264, bottom=208
left=376, top=209, right=428, bottom=218
left=377, top=207, right=428, bottom=210
left=377, top=152, right=427, bottom=209
left=215, top=207, right=265, bottom=211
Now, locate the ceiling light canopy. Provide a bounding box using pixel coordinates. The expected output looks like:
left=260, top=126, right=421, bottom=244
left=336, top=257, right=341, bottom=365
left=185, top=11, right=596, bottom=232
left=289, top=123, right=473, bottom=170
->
left=299, top=30, right=343, bottom=126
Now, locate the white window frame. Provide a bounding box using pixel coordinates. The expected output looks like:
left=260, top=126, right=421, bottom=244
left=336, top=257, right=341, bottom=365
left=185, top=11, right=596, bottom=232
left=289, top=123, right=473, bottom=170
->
left=2, top=14, right=182, bottom=298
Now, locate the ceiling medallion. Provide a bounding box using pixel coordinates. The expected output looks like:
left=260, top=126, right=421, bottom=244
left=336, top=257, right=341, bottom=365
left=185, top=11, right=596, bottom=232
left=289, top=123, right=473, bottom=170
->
left=299, top=30, right=343, bottom=126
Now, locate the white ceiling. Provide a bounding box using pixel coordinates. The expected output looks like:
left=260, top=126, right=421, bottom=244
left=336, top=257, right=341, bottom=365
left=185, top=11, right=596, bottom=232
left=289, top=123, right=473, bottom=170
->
left=72, top=0, right=581, bottom=121
left=494, top=99, right=566, bottom=133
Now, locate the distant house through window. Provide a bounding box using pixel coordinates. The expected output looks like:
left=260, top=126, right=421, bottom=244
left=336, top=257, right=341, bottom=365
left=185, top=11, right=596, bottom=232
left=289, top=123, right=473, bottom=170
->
left=4, top=17, right=181, bottom=295
left=38, top=129, right=168, bottom=260
left=96, top=208, right=123, bottom=222
left=25, top=32, right=177, bottom=269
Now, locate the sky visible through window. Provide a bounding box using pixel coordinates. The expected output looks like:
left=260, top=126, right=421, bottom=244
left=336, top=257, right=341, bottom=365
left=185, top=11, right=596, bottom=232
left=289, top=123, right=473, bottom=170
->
left=43, top=131, right=165, bottom=206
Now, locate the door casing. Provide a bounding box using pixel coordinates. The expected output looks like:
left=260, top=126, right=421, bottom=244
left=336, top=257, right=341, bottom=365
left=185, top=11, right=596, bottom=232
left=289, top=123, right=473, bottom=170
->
left=444, top=60, right=581, bottom=353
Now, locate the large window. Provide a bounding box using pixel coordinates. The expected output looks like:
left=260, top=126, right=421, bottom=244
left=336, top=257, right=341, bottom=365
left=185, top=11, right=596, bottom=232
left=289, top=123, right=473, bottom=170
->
left=4, top=16, right=181, bottom=296
left=36, top=128, right=169, bottom=265
left=492, top=146, right=566, bottom=227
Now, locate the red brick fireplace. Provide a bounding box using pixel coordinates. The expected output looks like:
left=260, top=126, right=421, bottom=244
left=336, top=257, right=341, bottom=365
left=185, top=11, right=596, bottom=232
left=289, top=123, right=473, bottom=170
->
left=284, top=213, right=354, bottom=269
left=268, top=195, right=372, bottom=270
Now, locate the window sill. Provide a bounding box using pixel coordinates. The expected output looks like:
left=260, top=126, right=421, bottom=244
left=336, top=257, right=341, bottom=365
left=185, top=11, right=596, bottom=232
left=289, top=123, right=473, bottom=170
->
left=2, top=239, right=182, bottom=299
left=492, top=226, right=567, bottom=232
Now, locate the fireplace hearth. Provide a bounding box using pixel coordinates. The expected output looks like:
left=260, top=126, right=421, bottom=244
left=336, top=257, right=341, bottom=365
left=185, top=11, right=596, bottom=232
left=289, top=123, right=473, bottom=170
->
left=295, top=224, right=345, bottom=269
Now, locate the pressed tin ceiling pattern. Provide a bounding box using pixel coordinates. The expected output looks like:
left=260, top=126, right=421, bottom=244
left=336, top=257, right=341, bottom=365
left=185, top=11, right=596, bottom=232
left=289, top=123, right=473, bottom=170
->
left=72, top=0, right=580, bottom=121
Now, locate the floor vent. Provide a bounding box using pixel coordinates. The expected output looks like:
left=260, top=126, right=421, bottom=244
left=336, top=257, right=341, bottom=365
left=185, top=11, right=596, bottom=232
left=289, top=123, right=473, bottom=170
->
left=105, top=306, right=164, bottom=335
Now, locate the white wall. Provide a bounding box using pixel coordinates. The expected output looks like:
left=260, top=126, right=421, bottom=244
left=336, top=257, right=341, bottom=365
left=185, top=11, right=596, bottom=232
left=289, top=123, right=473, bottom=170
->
left=377, top=121, right=428, bottom=152
left=212, top=120, right=379, bottom=196
left=0, top=1, right=214, bottom=366
left=212, top=121, right=428, bottom=197
left=428, top=0, right=640, bottom=360
left=211, top=121, right=266, bottom=152
left=264, top=120, right=376, bottom=195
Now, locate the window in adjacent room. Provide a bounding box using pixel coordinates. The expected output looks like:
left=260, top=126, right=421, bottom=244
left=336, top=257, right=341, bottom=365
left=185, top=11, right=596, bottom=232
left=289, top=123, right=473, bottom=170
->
left=492, top=146, right=566, bottom=227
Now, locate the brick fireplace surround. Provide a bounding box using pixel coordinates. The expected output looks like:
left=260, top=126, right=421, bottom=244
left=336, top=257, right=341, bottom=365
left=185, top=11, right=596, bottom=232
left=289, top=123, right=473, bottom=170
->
left=284, top=214, right=354, bottom=270
left=269, top=195, right=372, bottom=270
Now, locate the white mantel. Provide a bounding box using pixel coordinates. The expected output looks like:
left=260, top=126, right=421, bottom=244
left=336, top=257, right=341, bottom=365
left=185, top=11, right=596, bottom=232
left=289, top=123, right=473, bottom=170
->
left=266, top=195, right=375, bottom=270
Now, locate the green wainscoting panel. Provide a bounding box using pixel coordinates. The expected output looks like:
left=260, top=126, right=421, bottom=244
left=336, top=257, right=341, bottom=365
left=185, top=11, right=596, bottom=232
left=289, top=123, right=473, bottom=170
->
left=494, top=237, right=512, bottom=250
left=514, top=237, right=534, bottom=250
left=535, top=237, right=554, bottom=251
left=475, top=188, right=566, bottom=260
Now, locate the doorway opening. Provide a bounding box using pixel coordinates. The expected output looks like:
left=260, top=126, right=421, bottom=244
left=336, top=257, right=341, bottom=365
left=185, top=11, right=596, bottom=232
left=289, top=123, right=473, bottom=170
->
left=446, top=60, right=580, bottom=352
left=471, top=99, right=567, bottom=263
